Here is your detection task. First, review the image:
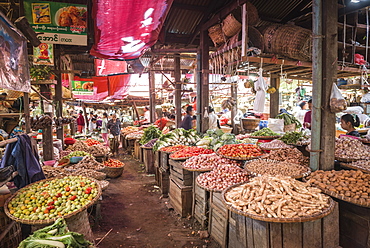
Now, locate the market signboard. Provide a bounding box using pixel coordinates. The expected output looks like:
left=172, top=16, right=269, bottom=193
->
left=72, top=81, right=94, bottom=95
left=24, top=0, right=87, bottom=46
left=0, top=12, right=30, bottom=92
left=33, top=43, right=54, bottom=66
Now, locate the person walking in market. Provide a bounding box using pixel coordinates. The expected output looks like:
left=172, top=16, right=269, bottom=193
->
left=101, top=112, right=109, bottom=146
left=208, top=106, right=220, bottom=130
left=180, top=105, right=195, bottom=130
left=107, top=114, right=121, bottom=155
left=76, top=110, right=85, bottom=133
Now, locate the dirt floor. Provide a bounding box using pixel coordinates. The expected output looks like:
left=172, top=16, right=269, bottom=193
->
left=93, top=152, right=219, bottom=248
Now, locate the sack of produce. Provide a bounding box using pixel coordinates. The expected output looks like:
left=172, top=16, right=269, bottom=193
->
left=330, top=83, right=347, bottom=113
left=267, top=118, right=284, bottom=133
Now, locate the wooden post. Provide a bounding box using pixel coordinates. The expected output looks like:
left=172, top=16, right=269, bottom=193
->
left=241, top=3, right=249, bottom=58
left=23, top=93, right=31, bottom=133
left=54, top=45, right=64, bottom=142
left=269, top=76, right=280, bottom=118
left=200, top=30, right=209, bottom=132
left=320, top=0, right=337, bottom=170
left=196, top=51, right=202, bottom=133
left=40, top=84, right=53, bottom=161
left=231, top=81, right=238, bottom=133
left=82, top=103, right=88, bottom=133
left=149, top=70, right=156, bottom=123
left=174, top=55, right=182, bottom=127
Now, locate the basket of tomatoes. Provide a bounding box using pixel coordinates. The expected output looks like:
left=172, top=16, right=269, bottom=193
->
left=217, top=144, right=264, bottom=161
left=169, top=147, right=214, bottom=160
left=102, top=159, right=125, bottom=178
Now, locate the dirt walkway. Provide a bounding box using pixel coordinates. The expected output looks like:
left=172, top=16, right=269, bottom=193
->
left=93, top=154, right=219, bottom=248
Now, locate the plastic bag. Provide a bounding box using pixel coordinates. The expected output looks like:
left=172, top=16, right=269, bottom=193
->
left=330, top=83, right=347, bottom=113
left=268, top=118, right=284, bottom=133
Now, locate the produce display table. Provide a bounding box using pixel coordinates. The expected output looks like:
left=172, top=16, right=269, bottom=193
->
left=143, top=147, right=155, bottom=174
left=139, top=146, right=144, bottom=163
left=209, top=192, right=229, bottom=248
left=134, top=140, right=140, bottom=159
left=154, top=151, right=161, bottom=186
left=227, top=202, right=339, bottom=248
left=159, top=152, right=170, bottom=196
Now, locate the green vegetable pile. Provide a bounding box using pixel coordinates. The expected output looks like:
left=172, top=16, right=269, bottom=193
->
left=62, top=151, right=91, bottom=160
left=196, top=129, right=240, bottom=151
left=19, top=218, right=92, bottom=248
left=153, top=128, right=200, bottom=151
left=139, top=125, right=162, bottom=145
left=251, top=128, right=279, bottom=137
left=276, top=113, right=302, bottom=128
left=279, top=131, right=304, bottom=144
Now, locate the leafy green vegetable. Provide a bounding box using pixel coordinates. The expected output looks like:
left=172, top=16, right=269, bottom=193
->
left=251, top=128, right=279, bottom=137
left=140, top=125, right=162, bottom=145
left=19, top=219, right=92, bottom=248
left=276, top=113, right=302, bottom=128
left=279, top=131, right=304, bottom=144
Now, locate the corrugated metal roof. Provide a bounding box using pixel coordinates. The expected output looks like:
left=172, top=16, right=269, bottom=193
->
left=166, top=8, right=203, bottom=34
left=250, top=0, right=305, bottom=21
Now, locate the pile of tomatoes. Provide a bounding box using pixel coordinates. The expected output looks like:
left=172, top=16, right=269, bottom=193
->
left=103, top=159, right=124, bottom=168
left=84, top=139, right=100, bottom=146
left=160, top=145, right=189, bottom=153
left=170, top=147, right=214, bottom=159
left=218, top=144, right=263, bottom=158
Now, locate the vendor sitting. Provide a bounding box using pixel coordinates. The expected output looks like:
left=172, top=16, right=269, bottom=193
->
left=340, top=114, right=360, bottom=137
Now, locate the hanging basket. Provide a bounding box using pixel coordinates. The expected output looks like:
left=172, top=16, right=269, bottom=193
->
left=208, top=24, right=226, bottom=47
left=222, top=14, right=242, bottom=38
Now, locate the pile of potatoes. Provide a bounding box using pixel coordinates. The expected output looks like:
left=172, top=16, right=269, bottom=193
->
left=307, top=170, right=370, bottom=204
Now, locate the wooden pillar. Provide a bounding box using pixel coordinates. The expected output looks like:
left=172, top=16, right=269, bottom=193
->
left=269, top=76, right=280, bottom=118
left=241, top=3, right=249, bottom=58
left=200, top=30, right=209, bottom=132
left=196, top=51, right=202, bottom=133
left=40, top=85, right=53, bottom=161
left=320, top=0, right=337, bottom=170
left=23, top=93, right=31, bottom=133
left=54, top=45, right=64, bottom=142
left=231, top=81, right=238, bottom=133
left=149, top=70, right=156, bottom=123
left=174, top=55, right=182, bottom=127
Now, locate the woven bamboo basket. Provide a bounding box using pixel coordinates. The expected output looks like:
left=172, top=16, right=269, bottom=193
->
left=222, top=13, right=242, bottom=37
left=102, top=166, right=124, bottom=178
left=217, top=151, right=264, bottom=161
left=222, top=182, right=336, bottom=223
left=335, top=156, right=362, bottom=162
left=340, top=162, right=370, bottom=174
left=245, top=2, right=260, bottom=26
left=248, top=26, right=264, bottom=51
left=97, top=180, right=110, bottom=190
left=0, top=194, right=22, bottom=248
left=91, top=171, right=106, bottom=180
left=284, top=123, right=296, bottom=132
left=208, top=24, right=226, bottom=47
left=241, top=118, right=260, bottom=130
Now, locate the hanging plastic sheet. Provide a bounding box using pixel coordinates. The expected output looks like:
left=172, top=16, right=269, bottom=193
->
left=91, top=0, right=173, bottom=60
left=73, top=76, right=109, bottom=101
left=0, top=12, right=30, bottom=92
left=108, top=74, right=131, bottom=100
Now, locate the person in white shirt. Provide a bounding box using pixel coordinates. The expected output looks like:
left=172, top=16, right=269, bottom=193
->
left=101, top=113, right=109, bottom=146
left=88, top=118, right=97, bottom=132
left=139, top=106, right=156, bottom=125
left=208, top=106, right=219, bottom=130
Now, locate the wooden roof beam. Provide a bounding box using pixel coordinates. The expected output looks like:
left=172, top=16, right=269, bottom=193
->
left=172, top=2, right=207, bottom=12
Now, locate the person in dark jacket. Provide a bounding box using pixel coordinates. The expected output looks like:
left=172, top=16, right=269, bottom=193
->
left=340, top=114, right=360, bottom=137
left=180, top=106, right=195, bottom=130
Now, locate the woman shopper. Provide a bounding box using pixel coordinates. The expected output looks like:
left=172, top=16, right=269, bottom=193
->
left=76, top=110, right=85, bottom=133
left=107, top=114, right=121, bottom=155
left=340, top=114, right=361, bottom=137
left=208, top=106, right=219, bottom=130
left=180, top=106, right=195, bottom=130
left=101, top=113, right=109, bottom=146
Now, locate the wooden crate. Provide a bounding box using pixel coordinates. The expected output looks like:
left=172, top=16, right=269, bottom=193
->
left=209, top=192, right=229, bottom=248
left=160, top=152, right=170, bottom=170
left=169, top=159, right=193, bottom=186
left=339, top=200, right=370, bottom=248
left=139, top=146, right=144, bottom=163
left=169, top=178, right=192, bottom=217
left=134, top=140, right=140, bottom=159
left=194, top=180, right=210, bottom=228
left=127, top=139, right=135, bottom=154
left=143, top=148, right=155, bottom=174
left=159, top=167, right=170, bottom=196
left=228, top=202, right=340, bottom=248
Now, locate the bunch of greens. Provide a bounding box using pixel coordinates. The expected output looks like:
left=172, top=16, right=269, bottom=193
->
left=153, top=128, right=200, bottom=151
left=251, top=128, right=279, bottom=137
left=196, top=129, right=239, bottom=151
left=139, top=125, right=162, bottom=145
left=19, top=218, right=92, bottom=248
left=276, top=113, right=302, bottom=128
left=279, top=131, right=305, bottom=144
left=62, top=151, right=91, bottom=160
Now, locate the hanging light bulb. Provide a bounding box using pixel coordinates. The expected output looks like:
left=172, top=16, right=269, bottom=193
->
left=351, top=0, right=360, bottom=3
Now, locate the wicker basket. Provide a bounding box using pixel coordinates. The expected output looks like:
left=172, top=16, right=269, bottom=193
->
left=222, top=13, right=242, bottom=37
left=0, top=194, right=22, bottom=248
left=97, top=180, right=110, bottom=190
left=208, top=24, right=226, bottom=47
left=284, top=123, right=296, bottom=132
left=245, top=2, right=260, bottom=26
left=103, top=166, right=124, bottom=178
left=260, top=24, right=312, bottom=61
left=241, top=118, right=260, bottom=130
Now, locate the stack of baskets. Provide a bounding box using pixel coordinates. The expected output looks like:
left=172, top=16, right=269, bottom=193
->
left=102, top=166, right=124, bottom=178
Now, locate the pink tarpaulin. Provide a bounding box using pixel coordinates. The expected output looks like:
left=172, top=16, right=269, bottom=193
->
left=91, top=0, right=173, bottom=60
left=108, top=74, right=131, bottom=100
left=73, top=76, right=109, bottom=101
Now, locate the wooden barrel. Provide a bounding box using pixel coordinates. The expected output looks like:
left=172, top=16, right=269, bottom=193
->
left=0, top=194, right=22, bottom=248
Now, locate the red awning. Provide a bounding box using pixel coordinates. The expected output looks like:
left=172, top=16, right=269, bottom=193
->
left=91, top=0, right=173, bottom=60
